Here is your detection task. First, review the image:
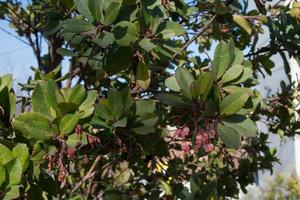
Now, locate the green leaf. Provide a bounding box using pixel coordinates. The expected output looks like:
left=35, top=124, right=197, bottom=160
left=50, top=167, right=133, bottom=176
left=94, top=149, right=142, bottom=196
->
left=159, top=180, right=172, bottom=196
left=165, top=75, right=180, bottom=92
left=213, top=41, right=234, bottom=79
left=113, top=21, right=138, bottom=46
left=74, top=0, right=94, bottom=21
left=13, top=112, right=58, bottom=140
left=139, top=38, right=156, bottom=52
left=89, top=0, right=104, bottom=22
left=133, top=126, right=155, bottom=135
left=63, top=19, right=95, bottom=33
left=0, top=163, right=6, bottom=187
left=190, top=81, right=199, bottom=100
left=57, top=102, right=79, bottom=114
left=9, top=93, right=16, bottom=120
left=233, top=15, right=252, bottom=35
left=136, top=62, right=151, bottom=90
left=79, top=90, right=97, bottom=111
left=0, top=144, right=13, bottom=165
left=233, top=48, right=244, bottom=65
left=2, top=185, right=20, bottom=200
left=175, top=67, right=194, bottom=98
left=67, top=85, right=87, bottom=106
left=6, top=158, right=22, bottom=186
left=0, top=74, right=13, bottom=91
left=112, top=117, right=127, bottom=128
left=56, top=48, right=77, bottom=57
left=156, top=21, right=185, bottom=38
left=79, top=90, right=97, bottom=118
left=103, top=0, right=122, bottom=26
left=108, top=89, right=123, bottom=119
left=95, top=103, right=113, bottom=120
left=223, top=115, right=257, bottom=137
left=221, top=64, right=244, bottom=84
left=140, top=113, right=158, bottom=127
left=136, top=100, right=156, bottom=116
left=12, top=144, right=30, bottom=171
left=197, top=72, right=213, bottom=101
left=59, top=114, right=79, bottom=135
left=31, top=80, right=63, bottom=117
left=220, top=92, right=249, bottom=116
left=104, top=47, right=133, bottom=74
left=156, top=93, right=188, bottom=106
left=217, top=124, right=240, bottom=149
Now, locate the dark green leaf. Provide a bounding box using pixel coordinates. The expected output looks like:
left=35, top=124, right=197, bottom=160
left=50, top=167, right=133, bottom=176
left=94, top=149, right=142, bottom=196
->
left=223, top=115, right=257, bottom=137
left=113, top=21, right=138, bottom=46
left=56, top=48, right=77, bottom=57
left=136, top=100, right=156, bottom=116
left=217, top=124, right=240, bottom=149
left=136, top=62, right=151, bottom=90
left=156, top=93, right=188, bottom=106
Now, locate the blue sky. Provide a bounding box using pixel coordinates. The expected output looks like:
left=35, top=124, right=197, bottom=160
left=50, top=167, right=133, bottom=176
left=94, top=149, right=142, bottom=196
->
left=0, top=20, right=35, bottom=85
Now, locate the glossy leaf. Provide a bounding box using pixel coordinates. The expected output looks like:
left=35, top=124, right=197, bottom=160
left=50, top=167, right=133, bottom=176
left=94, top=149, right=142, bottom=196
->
left=113, top=21, right=138, bottom=46
left=6, top=158, right=22, bottom=186
left=63, top=19, right=95, bottom=33
left=59, top=114, right=79, bottom=135
left=12, top=144, right=30, bottom=171
left=136, top=62, right=151, bottom=90
left=220, top=92, right=249, bottom=116
left=175, top=67, right=194, bottom=98
left=223, top=115, right=257, bottom=137
left=221, top=64, right=244, bottom=84
left=218, top=124, right=240, bottom=149
left=213, top=41, right=234, bottom=79
left=13, top=112, right=58, bottom=140
left=0, top=143, right=13, bottom=164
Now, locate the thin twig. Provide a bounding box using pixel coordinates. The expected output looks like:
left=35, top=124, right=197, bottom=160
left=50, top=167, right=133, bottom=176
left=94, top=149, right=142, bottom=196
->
left=172, top=15, right=217, bottom=60
left=71, top=155, right=101, bottom=194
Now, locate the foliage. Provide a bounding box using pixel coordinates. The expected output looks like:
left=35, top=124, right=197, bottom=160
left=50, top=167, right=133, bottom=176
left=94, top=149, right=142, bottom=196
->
left=243, top=173, right=300, bottom=200
left=0, top=0, right=299, bottom=199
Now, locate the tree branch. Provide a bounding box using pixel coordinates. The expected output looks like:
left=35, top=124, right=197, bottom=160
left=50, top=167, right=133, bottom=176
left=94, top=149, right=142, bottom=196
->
left=71, top=155, right=101, bottom=194
left=172, top=15, right=217, bottom=60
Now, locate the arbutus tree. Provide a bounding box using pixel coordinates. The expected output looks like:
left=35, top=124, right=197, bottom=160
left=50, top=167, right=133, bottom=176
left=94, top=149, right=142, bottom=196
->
left=0, top=0, right=300, bottom=199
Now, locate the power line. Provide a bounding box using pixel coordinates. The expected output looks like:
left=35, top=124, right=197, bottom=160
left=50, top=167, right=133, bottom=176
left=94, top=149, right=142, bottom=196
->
left=0, top=46, right=29, bottom=56
left=0, top=27, right=30, bottom=46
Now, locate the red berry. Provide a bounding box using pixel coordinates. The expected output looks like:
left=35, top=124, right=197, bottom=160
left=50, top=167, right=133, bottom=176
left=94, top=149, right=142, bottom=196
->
left=181, top=141, right=190, bottom=153
left=204, top=142, right=214, bottom=153
left=181, top=126, right=190, bottom=137
left=67, top=148, right=75, bottom=158
left=175, top=129, right=182, bottom=137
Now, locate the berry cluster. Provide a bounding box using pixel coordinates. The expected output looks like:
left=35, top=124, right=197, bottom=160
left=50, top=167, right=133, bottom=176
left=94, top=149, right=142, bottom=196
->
left=175, top=123, right=216, bottom=153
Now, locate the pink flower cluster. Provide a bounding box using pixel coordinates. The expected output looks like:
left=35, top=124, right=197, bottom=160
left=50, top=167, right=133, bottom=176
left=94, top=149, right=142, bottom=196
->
left=176, top=124, right=216, bottom=153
